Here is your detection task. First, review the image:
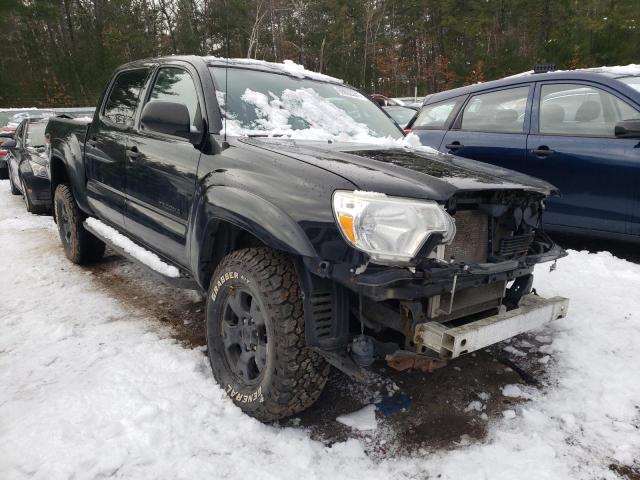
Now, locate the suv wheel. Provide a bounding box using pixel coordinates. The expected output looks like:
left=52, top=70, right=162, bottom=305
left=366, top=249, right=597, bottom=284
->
left=206, top=247, right=329, bottom=421
left=54, top=183, right=105, bottom=264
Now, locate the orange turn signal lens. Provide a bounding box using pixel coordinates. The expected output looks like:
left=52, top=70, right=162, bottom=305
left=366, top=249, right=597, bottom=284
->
left=338, top=214, right=356, bottom=243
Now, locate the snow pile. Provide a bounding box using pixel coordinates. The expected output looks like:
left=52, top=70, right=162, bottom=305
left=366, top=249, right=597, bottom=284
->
left=1, top=180, right=640, bottom=479
left=84, top=217, right=180, bottom=278
left=337, top=405, right=378, bottom=431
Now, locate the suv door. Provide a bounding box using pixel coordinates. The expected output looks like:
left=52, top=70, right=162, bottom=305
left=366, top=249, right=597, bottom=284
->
left=85, top=68, right=150, bottom=227
left=440, top=85, right=533, bottom=171
left=526, top=82, right=640, bottom=236
left=125, top=64, right=204, bottom=266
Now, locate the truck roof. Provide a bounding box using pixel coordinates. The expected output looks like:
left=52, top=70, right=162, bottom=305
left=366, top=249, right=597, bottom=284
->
left=115, top=55, right=344, bottom=85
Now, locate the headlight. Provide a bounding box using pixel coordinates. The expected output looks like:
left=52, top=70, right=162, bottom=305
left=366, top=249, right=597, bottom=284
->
left=332, top=190, right=456, bottom=265
left=29, top=160, right=48, bottom=178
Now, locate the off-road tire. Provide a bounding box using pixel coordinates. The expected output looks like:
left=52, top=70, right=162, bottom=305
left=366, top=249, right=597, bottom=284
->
left=206, top=247, right=330, bottom=421
left=54, top=183, right=105, bottom=264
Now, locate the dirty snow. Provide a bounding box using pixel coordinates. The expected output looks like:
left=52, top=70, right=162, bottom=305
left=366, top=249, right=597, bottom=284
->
left=1, top=180, right=640, bottom=479
left=84, top=217, right=180, bottom=278
left=336, top=405, right=378, bottom=431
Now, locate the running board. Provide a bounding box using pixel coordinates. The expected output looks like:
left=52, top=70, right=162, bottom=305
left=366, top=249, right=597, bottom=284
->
left=414, top=294, right=569, bottom=358
left=84, top=218, right=199, bottom=290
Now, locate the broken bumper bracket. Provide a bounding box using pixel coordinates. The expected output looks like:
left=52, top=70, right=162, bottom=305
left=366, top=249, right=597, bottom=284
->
left=414, top=294, right=569, bottom=358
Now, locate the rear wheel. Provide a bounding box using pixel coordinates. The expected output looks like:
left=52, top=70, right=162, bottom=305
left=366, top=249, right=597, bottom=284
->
left=206, top=247, right=329, bottom=421
left=54, top=183, right=105, bottom=264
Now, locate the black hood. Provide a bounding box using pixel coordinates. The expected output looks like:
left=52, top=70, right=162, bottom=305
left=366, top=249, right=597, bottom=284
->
left=238, top=138, right=557, bottom=201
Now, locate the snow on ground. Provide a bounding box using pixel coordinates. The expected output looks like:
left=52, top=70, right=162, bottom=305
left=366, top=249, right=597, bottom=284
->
left=0, top=179, right=639, bottom=479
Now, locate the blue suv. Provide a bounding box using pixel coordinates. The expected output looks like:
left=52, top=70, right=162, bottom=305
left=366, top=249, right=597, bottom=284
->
left=408, top=66, right=640, bottom=242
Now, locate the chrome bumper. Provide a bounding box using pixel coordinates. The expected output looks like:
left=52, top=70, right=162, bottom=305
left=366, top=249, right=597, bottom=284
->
left=414, top=294, right=569, bottom=358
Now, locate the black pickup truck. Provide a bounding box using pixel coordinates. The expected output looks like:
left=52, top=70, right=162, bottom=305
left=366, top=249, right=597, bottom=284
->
left=46, top=56, right=568, bottom=421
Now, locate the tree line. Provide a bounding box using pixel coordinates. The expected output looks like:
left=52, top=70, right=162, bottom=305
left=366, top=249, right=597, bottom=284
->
left=0, top=0, right=638, bottom=108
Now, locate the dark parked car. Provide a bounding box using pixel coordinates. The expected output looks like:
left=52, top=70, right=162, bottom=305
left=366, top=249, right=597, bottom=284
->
left=4, top=118, right=52, bottom=213
left=408, top=66, right=640, bottom=242
left=46, top=56, right=567, bottom=421
left=383, top=105, right=418, bottom=129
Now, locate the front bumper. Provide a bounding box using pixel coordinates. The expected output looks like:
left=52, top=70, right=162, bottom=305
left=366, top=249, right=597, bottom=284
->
left=414, top=294, right=569, bottom=358
left=327, top=243, right=565, bottom=302
left=21, top=170, right=52, bottom=206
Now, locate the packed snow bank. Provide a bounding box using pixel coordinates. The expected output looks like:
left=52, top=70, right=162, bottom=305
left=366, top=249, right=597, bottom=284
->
left=85, top=217, right=180, bottom=278
left=1, top=180, right=639, bottom=479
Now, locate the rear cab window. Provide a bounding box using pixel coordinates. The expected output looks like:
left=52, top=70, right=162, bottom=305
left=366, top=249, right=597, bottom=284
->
left=102, top=69, right=150, bottom=128
left=412, top=96, right=465, bottom=129
left=460, top=87, right=530, bottom=133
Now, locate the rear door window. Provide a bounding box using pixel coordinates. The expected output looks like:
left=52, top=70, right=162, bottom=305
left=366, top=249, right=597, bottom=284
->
left=413, top=97, right=464, bottom=129
left=539, top=83, right=640, bottom=137
left=102, top=69, right=150, bottom=128
left=460, top=87, right=530, bottom=133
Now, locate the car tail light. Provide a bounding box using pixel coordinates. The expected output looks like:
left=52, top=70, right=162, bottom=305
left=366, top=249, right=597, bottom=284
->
left=403, top=128, right=412, bottom=135
left=0, top=149, right=7, bottom=158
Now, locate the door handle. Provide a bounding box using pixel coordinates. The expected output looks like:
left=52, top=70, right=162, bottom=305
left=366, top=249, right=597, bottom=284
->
left=445, top=142, right=464, bottom=151
left=126, top=146, right=141, bottom=160
left=87, top=137, right=98, bottom=147
left=531, top=147, right=554, bottom=156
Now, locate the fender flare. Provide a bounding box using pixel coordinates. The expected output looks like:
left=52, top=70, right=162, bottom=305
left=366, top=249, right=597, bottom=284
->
left=49, top=139, right=90, bottom=214
left=190, top=185, right=317, bottom=287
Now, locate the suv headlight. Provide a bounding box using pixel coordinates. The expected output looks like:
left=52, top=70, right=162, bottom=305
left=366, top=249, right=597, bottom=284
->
left=29, top=160, right=48, bottom=178
left=332, top=190, right=456, bottom=265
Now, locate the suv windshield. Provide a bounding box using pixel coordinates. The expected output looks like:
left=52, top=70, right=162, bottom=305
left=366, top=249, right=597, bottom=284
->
left=619, top=76, right=640, bottom=93
left=210, top=67, right=402, bottom=141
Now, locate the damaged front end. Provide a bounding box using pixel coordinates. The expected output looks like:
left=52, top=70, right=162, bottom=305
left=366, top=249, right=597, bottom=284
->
left=301, top=189, right=568, bottom=379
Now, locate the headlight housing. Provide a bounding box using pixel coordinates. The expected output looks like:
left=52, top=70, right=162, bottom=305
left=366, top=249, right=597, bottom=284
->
left=332, top=190, right=456, bottom=265
left=29, top=160, right=48, bottom=178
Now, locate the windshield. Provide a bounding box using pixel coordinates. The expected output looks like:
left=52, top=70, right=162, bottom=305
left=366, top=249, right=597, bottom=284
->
left=619, top=76, right=640, bottom=93
left=210, top=67, right=402, bottom=141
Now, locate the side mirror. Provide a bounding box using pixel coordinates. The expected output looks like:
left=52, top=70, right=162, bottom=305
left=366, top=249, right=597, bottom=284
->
left=2, top=139, right=16, bottom=149
left=140, top=101, right=192, bottom=141
left=615, top=119, right=640, bottom=139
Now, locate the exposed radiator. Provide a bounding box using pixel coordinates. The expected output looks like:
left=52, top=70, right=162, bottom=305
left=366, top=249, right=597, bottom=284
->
left=444, top=210, right=488, bottom=263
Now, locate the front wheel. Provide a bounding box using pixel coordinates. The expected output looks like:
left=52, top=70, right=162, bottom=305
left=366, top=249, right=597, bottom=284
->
left=54, top=183, right=105, bottom=264
left=206, top=247, right=329, bottom=421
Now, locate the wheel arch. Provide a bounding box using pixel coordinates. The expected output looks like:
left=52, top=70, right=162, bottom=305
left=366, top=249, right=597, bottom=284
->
left=191, top=186, right=317, bottom=290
